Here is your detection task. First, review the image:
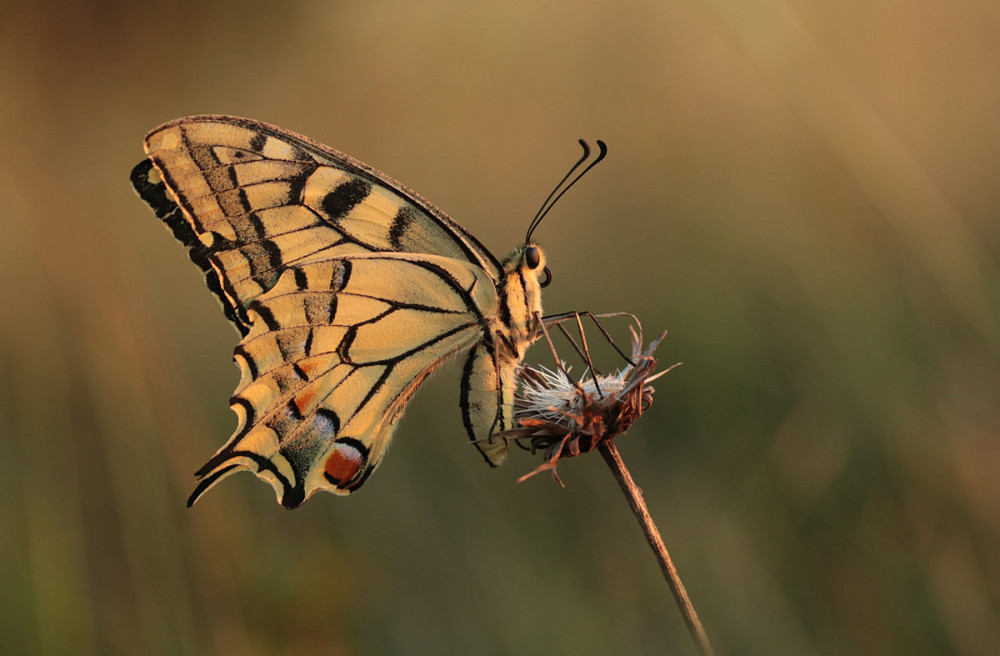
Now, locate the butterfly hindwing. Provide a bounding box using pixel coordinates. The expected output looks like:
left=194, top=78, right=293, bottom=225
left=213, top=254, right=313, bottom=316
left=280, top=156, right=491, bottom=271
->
left=190, top=253, right=497, bottom=507
left=132, top=115, right=545, bottom=506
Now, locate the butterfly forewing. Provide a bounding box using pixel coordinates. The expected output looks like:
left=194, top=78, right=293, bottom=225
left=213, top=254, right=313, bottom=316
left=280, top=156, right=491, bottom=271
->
left=132, top=115, right=543, bottom=507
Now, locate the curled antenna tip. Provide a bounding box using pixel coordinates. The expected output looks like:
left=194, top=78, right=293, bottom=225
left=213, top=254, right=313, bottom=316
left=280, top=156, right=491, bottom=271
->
left=525, top=138, right=609, bottom=243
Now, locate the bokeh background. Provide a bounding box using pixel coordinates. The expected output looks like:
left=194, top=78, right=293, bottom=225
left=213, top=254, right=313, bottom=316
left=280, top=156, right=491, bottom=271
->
left=2, top=1, right=999, bottom=654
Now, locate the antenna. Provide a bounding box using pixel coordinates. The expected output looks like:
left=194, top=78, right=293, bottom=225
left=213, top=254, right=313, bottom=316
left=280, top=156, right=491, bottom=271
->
left=525, top=139, right=608, bottom=243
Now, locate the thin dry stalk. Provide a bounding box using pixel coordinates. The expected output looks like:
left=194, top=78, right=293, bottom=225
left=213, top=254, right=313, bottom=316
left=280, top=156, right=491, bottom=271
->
left=598, top=441, right=715, bottom=656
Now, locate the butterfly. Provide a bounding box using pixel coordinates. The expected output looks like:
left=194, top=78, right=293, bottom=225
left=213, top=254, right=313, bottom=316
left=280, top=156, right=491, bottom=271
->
left=131, top=115, right=605, bottom=508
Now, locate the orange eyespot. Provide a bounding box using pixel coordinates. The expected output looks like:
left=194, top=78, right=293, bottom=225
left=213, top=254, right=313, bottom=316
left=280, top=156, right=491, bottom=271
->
left=324, top=441, right=366, bottom=487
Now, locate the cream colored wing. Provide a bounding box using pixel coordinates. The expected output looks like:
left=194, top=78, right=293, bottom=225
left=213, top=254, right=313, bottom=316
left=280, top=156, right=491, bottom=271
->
left=188, top=252, right=497, bottom=508
left=131, top=115, right=502, bottom=337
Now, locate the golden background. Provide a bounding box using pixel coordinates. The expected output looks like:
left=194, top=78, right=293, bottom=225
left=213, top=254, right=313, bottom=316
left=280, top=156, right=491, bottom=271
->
left=2, top=1, right=998, bottom=654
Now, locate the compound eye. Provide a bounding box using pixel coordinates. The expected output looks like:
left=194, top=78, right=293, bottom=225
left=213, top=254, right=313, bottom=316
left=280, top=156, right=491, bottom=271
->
left=525, top=246, right=541, bottom=270
left=539, top=266, right=552, bottom=288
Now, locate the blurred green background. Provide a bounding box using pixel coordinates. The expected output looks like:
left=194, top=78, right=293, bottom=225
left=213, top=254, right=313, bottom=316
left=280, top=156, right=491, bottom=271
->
left=2, top=1, right=999, bottom=654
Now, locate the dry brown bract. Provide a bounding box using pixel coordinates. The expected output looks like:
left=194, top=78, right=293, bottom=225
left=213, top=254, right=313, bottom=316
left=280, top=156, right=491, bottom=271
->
left=498, top=327, right=676, bottom=486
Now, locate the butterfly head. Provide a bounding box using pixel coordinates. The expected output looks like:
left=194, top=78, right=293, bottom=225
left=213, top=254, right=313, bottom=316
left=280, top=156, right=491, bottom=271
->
left=525, top=244, right=551, bottom=288
left=503, top=243, right=550, bottom=289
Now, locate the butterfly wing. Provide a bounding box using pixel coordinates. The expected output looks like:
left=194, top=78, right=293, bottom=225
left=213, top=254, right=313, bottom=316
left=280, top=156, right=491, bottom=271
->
left=132, top=116, right=511, bottom=506
left=132, top=115, right=503, bottom=336
left=192, top=253, right=497, bottom=508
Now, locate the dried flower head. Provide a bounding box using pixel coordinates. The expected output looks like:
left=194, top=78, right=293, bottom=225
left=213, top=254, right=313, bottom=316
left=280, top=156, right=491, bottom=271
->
left=499, top=326, right=676, bottom=486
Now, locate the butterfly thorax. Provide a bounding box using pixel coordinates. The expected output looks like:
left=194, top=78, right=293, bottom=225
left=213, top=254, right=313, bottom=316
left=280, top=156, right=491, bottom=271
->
left=493, top=244, right=546, bottom=362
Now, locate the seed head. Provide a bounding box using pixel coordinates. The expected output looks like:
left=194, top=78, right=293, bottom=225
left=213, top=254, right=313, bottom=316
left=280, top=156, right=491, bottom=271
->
left=501, top=328, right=676, bottom=486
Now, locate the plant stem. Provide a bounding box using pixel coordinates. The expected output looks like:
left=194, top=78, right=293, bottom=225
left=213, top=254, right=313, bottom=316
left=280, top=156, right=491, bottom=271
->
left=598, top=440, right=715, bottom=656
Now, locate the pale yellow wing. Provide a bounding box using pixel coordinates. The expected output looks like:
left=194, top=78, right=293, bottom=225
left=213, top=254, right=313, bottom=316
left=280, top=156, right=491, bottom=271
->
left=131, top=115, right=502, bottom=336
left=189, top=253, right=497, bottom=507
